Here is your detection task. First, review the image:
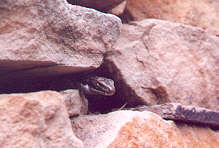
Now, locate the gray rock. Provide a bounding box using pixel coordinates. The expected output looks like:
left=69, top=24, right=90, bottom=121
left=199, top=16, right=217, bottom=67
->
left=0, top=0, right=121, bottom=79
left=130, top=103, right=219, bottom=128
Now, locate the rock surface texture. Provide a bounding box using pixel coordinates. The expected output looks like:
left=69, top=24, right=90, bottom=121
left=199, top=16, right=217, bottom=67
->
left=60, top=89, right=88, bottom=117
left=105, top=19, right=219, bottom=110
left=108, top=0, right=127, bottom=16
left=71, top=110, right=219, bottom=148
left=130, top=103, right=219, bottom=129
left=0, top=0, right=219, bottom=148
left=0, top=0, right=121, bottom=79
left=0, top=91, right=83, bottom=148
left=126, top=0, right=219, bottom=35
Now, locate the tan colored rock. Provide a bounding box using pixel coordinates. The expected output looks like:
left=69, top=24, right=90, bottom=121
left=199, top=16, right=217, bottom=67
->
left=178, top=124, right=219, bottom=148
left=71, top=110, right=219, bottom=148
left=108, top=1, right=127, bottom=16
left=68, top=0, right=124, bottom=12
left=126, top=0, right=219, bottom=35
left=0, top=91, right=83, bottom=148
left=0, top=0, right=121, bottom=79
left=105, top=19, right=219, bottom=110
left=60, top=89, right=88, bottom=117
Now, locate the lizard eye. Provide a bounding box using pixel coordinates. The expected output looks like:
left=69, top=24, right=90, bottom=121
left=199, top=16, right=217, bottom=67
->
left=96, top=82, right=101, bottom=87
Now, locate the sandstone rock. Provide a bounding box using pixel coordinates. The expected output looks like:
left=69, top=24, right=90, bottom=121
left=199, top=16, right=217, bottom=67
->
left=0, top=0, right=121, bottom=80
left=68, top=0, right=124, bottom=12
left=0, top=91, right=83, bottom=148
left=108, top=0, right=127, bottom=16
left=130, top=103, right=219, bottom=129
left=105, top=19, right=219, bottom=110
left=177, top=124, right=219, bottom=148
left=71, top=110, right=219, bottom=148
left=126, top=0, right=219, bottom=35
left=60, top=89, right=88, bottom=117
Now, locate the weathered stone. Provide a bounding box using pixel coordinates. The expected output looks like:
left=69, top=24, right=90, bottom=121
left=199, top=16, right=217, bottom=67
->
left=68, top=0, right=124, bottom=12
left=60, top=89, right=88, bottom=117
left=126, top=0, right=219, bottom=35
left=71, top=110, right=219, bottom=148
left=130, top=103, right=219, bottom=128
left=0, top=91, right=83, bottom=148
left=105, top=19, right=219, bottom=110
left=0, top=0, right=121, bottom=80
left=108, top=0, right=127, bottom=16
left=177, top=124, right=219, bottom=148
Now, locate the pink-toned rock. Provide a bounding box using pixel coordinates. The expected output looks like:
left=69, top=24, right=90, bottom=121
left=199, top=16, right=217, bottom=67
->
left=0, top=0, right=121, bottom=79
left=126, top=0, right=219, bottom=35
left=108, top=0, right=127, bottom=16
left=105, top=19, right=219, bottom=110
left=60, top=89, right=88, bottom=117
left=71, top=110, right=219, bottom=148
left=178, top=124, right=219, bottom=148
left=0, top=91, right=83, bottom=148
left=68, top=0, right=124, bottom=12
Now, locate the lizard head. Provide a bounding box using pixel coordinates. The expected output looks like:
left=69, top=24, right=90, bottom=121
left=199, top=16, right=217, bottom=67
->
left=80, top=76, right=115, bottom=96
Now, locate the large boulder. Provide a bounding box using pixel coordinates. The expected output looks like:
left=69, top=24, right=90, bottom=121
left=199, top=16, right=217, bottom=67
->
left=0, top=0, right=121, bottom=80
left=105, top=19, right=219, bottom=110
left=0, top=91, right=83, bottom=148
left=71, top=110, right=219, bottom=148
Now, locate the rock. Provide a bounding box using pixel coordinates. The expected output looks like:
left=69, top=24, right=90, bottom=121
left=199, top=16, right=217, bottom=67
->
left=68, top=0, right=124, bottom=12
left=130, top=103, right=219, bottom=129
left=105, top=19, right=219, bottom=110
left=126, top=0, right=219, bottom=35
left=108, top=0, right=127, bottom=16
left=0, top=91, right=83, bottom=148
left=0, top=0, right=121, bottom=80
left=71, top=110, right=219, bottom=148
left=60, top=89, right=88, bottom=117
left=177, top=124, right=219, bottom=148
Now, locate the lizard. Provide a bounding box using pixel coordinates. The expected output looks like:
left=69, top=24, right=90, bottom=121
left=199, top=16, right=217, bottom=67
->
left=78, top=76, right=115, bottom=97
left=76, top=76, right=116, bottom=114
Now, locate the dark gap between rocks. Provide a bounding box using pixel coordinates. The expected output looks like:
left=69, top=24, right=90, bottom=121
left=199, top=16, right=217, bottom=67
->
left=66, top=0, right=133, bottom=24
left=95, top=62, right=144, bottom=112
left=67, top=0, right=109, bottom=12
left=85, top=64, right=129, bottom=113
left=0, top=67, right=126, bottom=114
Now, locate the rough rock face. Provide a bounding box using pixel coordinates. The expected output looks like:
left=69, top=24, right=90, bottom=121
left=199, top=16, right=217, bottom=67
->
left=68, top=0, right=124, bottom=12
left=0, top=0, right=219, bottom=147
left=130, top=103, right=219, bottom=129
left=71, top=110, right=219, bottom=148
left=108, top=0, right=127, bottom=16
left=105, top=19, right=219, bottom=110
left=0, top=0, right=121, bottom=80
left=178, top=124, right=219, bottom=148
left=0, top=91, right=83, bottom=148
left=126, top=0, right=219, bottom=35
left=60, top=89, right=88, bottom=117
